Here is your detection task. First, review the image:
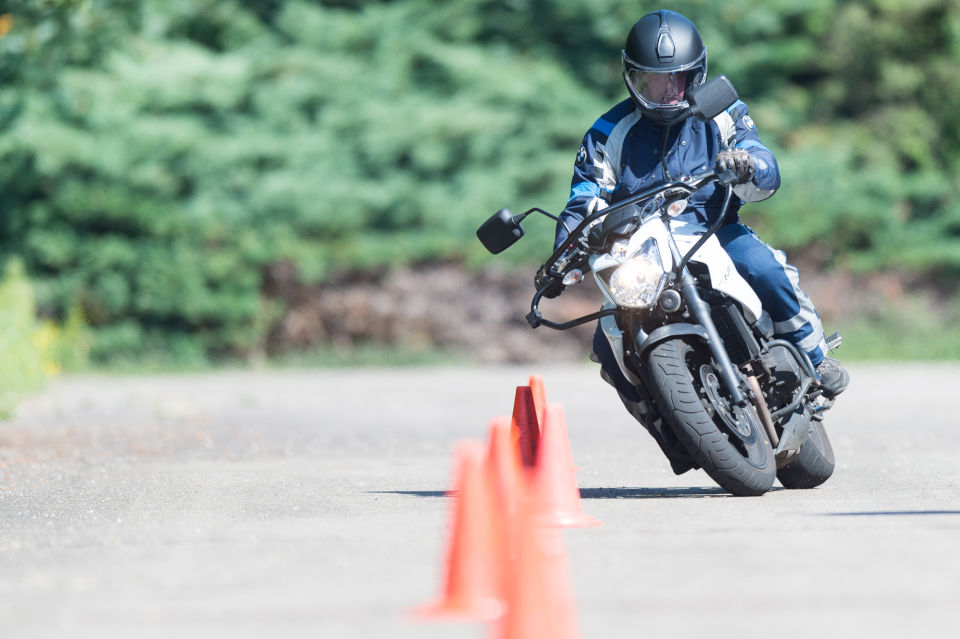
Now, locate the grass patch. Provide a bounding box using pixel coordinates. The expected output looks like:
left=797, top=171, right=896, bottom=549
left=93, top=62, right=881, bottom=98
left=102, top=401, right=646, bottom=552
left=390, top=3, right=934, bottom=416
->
left=825, top=296, right=960, bottom=361
left=78, top=343, right=467, bottom=375
left=0, top=260, right=90, bottom=416
left=266, top=343, right=468, bottom=368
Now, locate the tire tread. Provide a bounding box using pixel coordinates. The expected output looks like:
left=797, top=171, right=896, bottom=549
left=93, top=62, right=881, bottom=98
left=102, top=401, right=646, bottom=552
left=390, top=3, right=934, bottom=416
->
left=645, top=339, right=775, bottom=496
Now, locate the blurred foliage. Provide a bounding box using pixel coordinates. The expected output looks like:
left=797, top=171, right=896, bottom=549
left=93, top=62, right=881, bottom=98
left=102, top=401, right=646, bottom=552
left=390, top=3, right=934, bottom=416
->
left=0, top=0, right=958, bottom=363
left=837, top=293, right=960, bottom=360
left=0, top=259, right=89, bottom=416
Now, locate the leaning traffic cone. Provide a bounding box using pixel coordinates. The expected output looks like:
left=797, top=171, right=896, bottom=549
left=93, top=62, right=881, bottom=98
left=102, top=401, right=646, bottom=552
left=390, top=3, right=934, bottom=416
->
left=510, top=386, right=540, bottom=468
left=528, top=375, right=547, bottom=427
left=491, top=491, right=581, bottom=639
left=485, top=417, right=524, bottom=520
left=413, top=441, right=507, bottom=621
left=527, top=404, right=601, bottom=528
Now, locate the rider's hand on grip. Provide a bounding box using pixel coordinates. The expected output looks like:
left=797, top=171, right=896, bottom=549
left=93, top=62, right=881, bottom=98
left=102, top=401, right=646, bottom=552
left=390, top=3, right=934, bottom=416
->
left=535, top=266, right=564, bottom=299
left=716, top=149, right=754, bottom=185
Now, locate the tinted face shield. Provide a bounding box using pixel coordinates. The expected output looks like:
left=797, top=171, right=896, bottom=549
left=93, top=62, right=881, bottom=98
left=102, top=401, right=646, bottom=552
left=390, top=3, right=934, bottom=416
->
left=622, top=50, right=707, bottom=113
left=626, top=68, right=689, bottom=106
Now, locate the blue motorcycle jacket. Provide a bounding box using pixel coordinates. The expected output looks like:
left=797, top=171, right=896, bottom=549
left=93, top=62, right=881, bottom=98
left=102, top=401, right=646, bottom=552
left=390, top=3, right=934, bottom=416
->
left=555, top=98, right=780, bottom=249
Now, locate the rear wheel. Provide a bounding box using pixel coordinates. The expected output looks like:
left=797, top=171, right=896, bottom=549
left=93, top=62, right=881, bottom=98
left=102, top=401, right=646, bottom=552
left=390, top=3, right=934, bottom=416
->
left=777, top=420, right=835, bottom=489
left=644, top=339, right=776, bottom=496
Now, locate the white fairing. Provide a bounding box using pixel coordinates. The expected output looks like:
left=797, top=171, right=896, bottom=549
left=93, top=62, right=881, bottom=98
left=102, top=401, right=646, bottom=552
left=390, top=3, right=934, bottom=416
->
left=671, top=222, right=762, bottom=323
left=590, top=217, right=763, bottom=377
left=598, top=306, right=643, bottom=386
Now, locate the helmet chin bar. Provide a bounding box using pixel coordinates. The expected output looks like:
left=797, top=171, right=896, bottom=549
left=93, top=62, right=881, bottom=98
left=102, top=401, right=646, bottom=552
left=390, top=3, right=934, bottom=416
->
left=637, top=103, right=687, bottom=126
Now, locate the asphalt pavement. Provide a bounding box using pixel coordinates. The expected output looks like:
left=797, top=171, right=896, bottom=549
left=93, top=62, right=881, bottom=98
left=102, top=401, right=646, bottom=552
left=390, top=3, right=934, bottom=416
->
left=0, top=363, right=958, bottom=638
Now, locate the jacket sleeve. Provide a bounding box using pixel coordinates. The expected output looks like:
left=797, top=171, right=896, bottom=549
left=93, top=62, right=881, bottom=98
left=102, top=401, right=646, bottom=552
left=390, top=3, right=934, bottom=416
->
left=722, top=101, right=781, bottom=202
left=554, top=121, right=619, bottom=250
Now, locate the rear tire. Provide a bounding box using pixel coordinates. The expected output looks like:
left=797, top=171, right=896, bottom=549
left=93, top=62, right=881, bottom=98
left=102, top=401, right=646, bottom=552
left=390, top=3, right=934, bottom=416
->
left=644, top=339, right=776, bottom=496
left=777, top=421, right=835, bottom=489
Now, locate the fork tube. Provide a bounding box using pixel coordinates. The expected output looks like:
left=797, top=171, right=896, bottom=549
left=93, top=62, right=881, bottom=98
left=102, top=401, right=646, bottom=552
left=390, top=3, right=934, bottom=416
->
left=679, top=272, right=747, bottom=406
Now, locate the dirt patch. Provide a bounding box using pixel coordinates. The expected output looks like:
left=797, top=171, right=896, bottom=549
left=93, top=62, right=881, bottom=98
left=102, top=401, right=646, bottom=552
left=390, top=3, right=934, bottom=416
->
left=263, top=260, right=597, bottom=363
left=261, top=258, right=947, bottom=363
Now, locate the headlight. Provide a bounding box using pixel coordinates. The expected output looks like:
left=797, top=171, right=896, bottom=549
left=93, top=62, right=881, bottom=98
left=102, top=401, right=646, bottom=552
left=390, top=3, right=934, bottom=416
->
left=606, top=240, right=667, bottom=309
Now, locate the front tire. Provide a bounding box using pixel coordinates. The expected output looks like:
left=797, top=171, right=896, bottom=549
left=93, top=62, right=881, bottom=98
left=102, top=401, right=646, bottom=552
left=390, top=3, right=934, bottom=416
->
left=644, top=339, right=776, bottom=496
left=777, top=420, right=836, bottom=489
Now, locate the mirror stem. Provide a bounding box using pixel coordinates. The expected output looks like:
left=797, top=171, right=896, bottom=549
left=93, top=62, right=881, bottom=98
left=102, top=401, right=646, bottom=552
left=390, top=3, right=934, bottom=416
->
left=523, top=207, right=574, bottom=234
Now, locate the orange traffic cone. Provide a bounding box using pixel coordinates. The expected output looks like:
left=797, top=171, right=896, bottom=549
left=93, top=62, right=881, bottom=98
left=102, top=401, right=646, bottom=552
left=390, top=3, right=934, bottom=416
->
left=491, top=491, right=581, bottom=639
left=413, top=441, right=507, bottom=621
left=527, top=404, right=601, bottom=528
left=528, top=375, right=547, bottom=426
left=485, top=417, right=523, bottom=520
left=510, top=386, right=540, bottom=468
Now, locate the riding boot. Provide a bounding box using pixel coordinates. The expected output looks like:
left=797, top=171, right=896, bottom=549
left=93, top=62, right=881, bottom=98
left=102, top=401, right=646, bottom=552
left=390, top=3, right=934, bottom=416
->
left=816, top=357, right=850, bottom=398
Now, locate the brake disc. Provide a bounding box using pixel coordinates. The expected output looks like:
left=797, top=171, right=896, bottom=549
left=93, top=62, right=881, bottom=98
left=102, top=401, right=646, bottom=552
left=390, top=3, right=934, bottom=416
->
left=698, top=364, right=759, bottom=444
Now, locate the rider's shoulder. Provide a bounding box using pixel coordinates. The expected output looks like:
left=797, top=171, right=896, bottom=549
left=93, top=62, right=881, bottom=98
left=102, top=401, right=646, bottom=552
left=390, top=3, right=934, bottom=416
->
left=722, top=99, right=751, bottom=122
left=587, top=99, right=637, bottom=140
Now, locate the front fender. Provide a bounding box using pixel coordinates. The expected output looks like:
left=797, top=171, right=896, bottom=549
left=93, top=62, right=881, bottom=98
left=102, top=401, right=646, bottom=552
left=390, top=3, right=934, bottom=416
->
left=636, top=323, right=711, bottom=360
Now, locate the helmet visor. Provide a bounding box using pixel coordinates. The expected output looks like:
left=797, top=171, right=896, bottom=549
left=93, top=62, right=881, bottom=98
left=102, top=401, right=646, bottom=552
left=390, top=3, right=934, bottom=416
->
left=621, top=50, right=707, bottom=112
left=625, top=68, right=689, bottom=107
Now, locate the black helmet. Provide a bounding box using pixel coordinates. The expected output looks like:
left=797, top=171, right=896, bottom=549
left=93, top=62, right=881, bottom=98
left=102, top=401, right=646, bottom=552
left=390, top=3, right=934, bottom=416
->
left=622, top=10, right=708, bottom=125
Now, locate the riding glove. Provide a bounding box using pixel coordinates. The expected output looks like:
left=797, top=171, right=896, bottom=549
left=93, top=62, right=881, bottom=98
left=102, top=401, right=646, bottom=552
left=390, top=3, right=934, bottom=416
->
left=534, top=266, right=564, bottom=299
left=716, top=149, right=755, bottom=185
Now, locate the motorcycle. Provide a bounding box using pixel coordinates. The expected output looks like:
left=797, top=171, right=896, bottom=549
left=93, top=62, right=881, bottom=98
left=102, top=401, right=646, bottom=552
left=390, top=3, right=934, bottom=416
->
left=476, top=76, right=839, bottom=496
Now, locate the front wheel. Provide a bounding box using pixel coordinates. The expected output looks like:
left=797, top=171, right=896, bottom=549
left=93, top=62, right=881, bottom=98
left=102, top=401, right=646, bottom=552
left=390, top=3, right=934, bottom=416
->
left=644, top=339, right=776, bottom=496
left=777, top=420, right=836, bottom=489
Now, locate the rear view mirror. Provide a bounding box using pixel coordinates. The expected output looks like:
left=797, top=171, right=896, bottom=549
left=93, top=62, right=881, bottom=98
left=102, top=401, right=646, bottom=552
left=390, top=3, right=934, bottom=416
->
left=477, top=208, right=525, bottom=254
left=686, top=75, right=739, bottom=121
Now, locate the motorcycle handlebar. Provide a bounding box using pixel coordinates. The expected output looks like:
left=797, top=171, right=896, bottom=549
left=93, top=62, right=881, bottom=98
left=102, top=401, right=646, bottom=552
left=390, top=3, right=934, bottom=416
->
left=538, top=170, right=719, bottom=276
left=527, top=170, right=731, bottom=331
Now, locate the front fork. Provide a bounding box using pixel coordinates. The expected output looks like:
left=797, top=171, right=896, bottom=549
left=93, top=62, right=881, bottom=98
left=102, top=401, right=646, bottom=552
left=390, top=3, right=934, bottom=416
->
left=677, top=272, right=747, bottom=406
left=665, top=224, right=748, bottom=406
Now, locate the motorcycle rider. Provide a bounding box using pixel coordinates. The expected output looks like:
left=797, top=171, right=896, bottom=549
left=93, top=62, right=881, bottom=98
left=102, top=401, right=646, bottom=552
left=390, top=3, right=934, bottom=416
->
left=545, top=10, right=849, bottom=426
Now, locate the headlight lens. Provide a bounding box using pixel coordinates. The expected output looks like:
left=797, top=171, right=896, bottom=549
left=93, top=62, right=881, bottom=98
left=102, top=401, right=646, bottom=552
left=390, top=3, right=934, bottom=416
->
left=611, top=240, right=630, bottom=261
left=606, top=240, right=667, bottom=308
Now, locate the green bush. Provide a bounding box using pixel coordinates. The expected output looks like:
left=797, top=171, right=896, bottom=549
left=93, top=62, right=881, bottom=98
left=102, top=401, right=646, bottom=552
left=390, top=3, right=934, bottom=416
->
left=0, top=1, right=957, bottom=363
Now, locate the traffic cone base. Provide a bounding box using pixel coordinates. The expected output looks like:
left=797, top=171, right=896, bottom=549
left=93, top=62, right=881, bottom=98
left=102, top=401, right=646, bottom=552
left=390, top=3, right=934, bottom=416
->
left=412, top=441, right=508, bottom=621
left=493, top=491, right=581, bottom=639
left=527, top=404, right=602, bottom=528
left=526, top=473, right=602, bottom=528
left=411, top=595, right=504, bottom=621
